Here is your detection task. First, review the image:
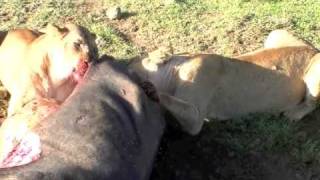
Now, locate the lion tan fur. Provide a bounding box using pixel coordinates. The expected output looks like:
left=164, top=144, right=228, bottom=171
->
left=0, top=24, right=98, bottom=164
left=130, top=30, right=320, bottom=135
left=0, top=24, right=97, bottom=117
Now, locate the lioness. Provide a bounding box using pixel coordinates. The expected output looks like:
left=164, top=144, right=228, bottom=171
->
left=0, top=97, right=55, bottom=168
left=0, top=23, right=98, bottom=117
left=235, top=30, right=320, bottom=121
left=129, top=31, right=320, bottom=135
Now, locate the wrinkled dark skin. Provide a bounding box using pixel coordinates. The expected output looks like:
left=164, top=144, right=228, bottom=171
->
left=140, top=81, right=160, bottom=102
left=0, top=57, right=165, bottom=180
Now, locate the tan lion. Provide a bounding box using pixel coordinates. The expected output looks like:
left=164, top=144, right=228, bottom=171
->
left=129, top=31, right=320, bottom=135
left=0, top=23, right=98, bottom=117
left=0, top=23, right=98, bottom=166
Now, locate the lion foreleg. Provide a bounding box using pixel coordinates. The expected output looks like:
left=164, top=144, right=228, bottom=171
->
left=158, top=93, right=203, bottom=135
left=285, top=54, right=320, bottom=121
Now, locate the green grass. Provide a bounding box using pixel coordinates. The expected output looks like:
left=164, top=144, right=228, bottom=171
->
left=1, top=0, right=320, bottom=57
left=98, top=0, right=320, bottom=55
left=1, top=0, right=320, bottom=167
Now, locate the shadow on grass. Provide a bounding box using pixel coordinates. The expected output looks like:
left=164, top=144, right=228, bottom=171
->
left=151, top=109, right=320, bottom=180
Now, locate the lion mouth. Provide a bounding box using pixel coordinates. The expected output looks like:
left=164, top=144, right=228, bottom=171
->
left=72, top=60, right=89, bottom=82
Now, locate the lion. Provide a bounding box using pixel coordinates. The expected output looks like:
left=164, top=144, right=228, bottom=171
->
left=129, top=31, right=320, bottom=135
left=235, top=30, right=320, bottom=122
left=0, top=23, right=98, bottom=167
left=0, top=23, right=98, bottom=117
left=0, top=97, right=55, bottom=168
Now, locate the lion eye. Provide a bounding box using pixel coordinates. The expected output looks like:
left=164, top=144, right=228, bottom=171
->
left=73, top=42, right=81, bottom=51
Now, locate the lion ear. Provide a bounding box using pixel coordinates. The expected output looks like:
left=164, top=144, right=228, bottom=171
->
left=148, top=46, right=173, bottom=65
left=142, top=58, right=158, bottom=72
left=44, top=24, right=68, bottom=38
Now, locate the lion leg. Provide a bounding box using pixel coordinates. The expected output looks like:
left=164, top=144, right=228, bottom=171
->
left=0, top=110, right=41, bottom=168
left=264, top=30, right=311, bottom=49
left=284, top=99, right=316, bottom=121
left=285, top=54, right=320, bottom=121
left=158, top=93, right=203, bottom=135
left=0, top=112, right=29, bottom=163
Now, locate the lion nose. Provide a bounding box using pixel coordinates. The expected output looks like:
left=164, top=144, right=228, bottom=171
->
left=80, top=53, right=90, bottom=63
left=83, top=55, right=92, bottom=63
